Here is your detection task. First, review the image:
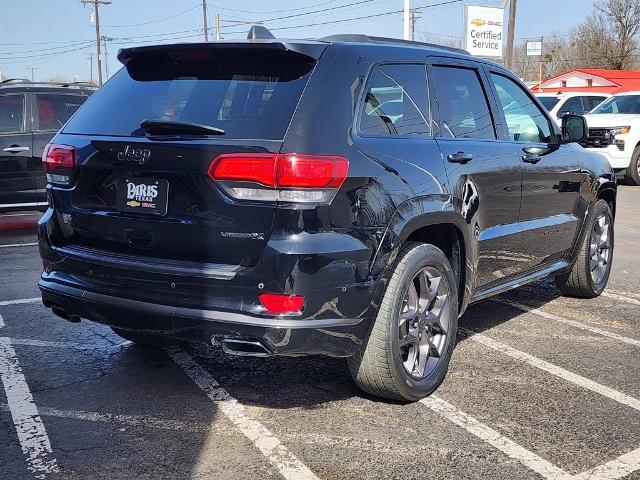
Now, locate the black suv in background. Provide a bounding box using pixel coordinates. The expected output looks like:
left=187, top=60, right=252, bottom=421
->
left=0, top=80, right=93, bottom=211
left=38, top=33, right=616, bottom=401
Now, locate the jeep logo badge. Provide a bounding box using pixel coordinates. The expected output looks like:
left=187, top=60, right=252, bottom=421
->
left=117, top=145, right=151, bottom=165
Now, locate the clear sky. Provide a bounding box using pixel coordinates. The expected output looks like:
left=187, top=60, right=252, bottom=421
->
left=0, top=0, right=596, bottom=82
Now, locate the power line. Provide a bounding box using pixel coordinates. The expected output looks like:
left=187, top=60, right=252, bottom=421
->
left=102, top=3, right=201, bottom=28
left=206, top=0, right=347, bottom=15
left=254, top=0, right=381, bottom=23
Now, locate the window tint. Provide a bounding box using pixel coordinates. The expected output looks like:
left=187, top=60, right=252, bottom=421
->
left=63, top=49, right=315, bottom=140
left=585, top=96, right=607, bottom=111
left=592, top=95, right=640, bottom=114
left=359, top=64, right=429, bottom=136
left=537, top=96, right=560, bottom=111
left=432, top=66, right=495, bottom=140
left=490, top=73, right=553, bottom=143
left=36, top=94, right=88, bottom=131
left=558, top=96, right=584, bottom=116
left=0, top=94, right=25, bottom=133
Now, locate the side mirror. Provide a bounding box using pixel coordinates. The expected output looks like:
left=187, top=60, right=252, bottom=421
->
left=561, top=114, right=587, bottom=143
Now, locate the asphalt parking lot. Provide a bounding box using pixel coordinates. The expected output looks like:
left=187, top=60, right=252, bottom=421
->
left=0, top=187, right=638, bottom=480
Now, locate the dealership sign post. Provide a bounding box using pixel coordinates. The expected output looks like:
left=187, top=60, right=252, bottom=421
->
left=465, top=5, right=504, bottom=58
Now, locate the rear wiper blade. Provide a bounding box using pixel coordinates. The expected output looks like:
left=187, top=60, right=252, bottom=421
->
left=140, top=119, right=225, bottom=136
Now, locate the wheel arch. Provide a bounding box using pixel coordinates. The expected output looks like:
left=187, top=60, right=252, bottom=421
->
left=375, top=196, right=475, bottom=314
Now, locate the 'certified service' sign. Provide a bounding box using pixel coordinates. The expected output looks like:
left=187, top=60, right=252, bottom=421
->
left=465, top=5, right=504, bottom=58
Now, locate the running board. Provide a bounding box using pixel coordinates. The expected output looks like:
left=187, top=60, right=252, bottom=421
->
left=471, top=260, right=569, bottom=304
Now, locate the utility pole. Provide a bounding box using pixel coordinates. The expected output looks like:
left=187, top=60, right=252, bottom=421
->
left=410, top=8, right=421, bottom=41
left=27, top=67, right=38, bottom=83
left=403, top=0, right=410, bottom=40
left=202, top=0, right=209, bottom=41
left=216, top=14, right=221, bottom=41
left=81, top=0, right=111, bottom=86
left=101, top=36, right=113, bottom=80
left=86, top=52, right=94, bottom=84
left=538, top=37, right=544, bottom=93
left=504, top=0, right=517, bottom=70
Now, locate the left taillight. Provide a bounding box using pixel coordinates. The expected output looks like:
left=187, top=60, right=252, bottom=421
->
left=42, top=143, right=75, bottom=186
left=208, top=153, right=349, bottom=204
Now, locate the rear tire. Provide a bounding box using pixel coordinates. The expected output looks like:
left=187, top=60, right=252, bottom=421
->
left=347, top=242, right=458, bottom=401
left=555, top=199, right=614, bottom=298
left=624, top=146, right=640, bottom=186
left=111, top=327, right=176, bottom=348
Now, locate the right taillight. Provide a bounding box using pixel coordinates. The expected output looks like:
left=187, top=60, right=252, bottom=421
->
left=208, top=153, right=349, bottom=204
left=42, top=144, right=76, bottom=186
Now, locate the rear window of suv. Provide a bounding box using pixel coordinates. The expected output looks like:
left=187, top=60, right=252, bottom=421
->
left=63, top=48, right=316, bottom=140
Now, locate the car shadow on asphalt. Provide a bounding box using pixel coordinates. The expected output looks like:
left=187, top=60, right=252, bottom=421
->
left=170, top=280, right=564, bottom=409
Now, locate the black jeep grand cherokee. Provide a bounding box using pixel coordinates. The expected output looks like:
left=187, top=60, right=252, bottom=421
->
left=38, top=33, right=616, bottom=401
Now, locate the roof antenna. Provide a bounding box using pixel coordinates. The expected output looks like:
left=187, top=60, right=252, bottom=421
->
left=247, top=25, right=275, bottom=40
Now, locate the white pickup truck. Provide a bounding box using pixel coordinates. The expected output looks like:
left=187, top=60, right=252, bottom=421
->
left=582, top=91, right=640, bottom=185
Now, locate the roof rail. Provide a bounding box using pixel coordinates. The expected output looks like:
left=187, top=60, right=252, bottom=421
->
left=0, top=79, right=96, bottom=88
left=0, top=78, right=31, bottom=85
left=319, top=34, right=469, bottom=55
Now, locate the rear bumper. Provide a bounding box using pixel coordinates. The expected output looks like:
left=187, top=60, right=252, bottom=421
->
left=39, top=279, right=369, bottom=357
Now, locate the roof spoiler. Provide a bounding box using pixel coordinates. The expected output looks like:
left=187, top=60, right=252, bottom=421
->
left=118, top=40, right=327, bottom=64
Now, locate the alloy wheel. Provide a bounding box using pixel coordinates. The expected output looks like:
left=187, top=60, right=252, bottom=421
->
left=590, top=213, right=612, bottom=286
left=398, top=266, right=451, bottom=380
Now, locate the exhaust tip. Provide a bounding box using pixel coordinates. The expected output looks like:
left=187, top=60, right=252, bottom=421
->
left=221, top=338, right=271, bottom=357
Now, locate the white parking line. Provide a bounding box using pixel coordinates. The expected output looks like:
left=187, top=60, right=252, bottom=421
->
left=0, top=243, right=38, bottom=249
left=602, top=291, right=640, bottom=307
left=8, top=337, right=129, bottom=351
left=0, top=401, right=215, bottom=434
left=0, top=337, right=59, bottom=478
left=422, top=395, right=573, bottom=479
left=493, top=299, right=640, bottom=347
left=423, top=396, right=640, bottom=480
left=167, top=347, right=319, bottom=480
left=464, top=329, right=640, bottom=412
left=0, top=314, right=4, bottom=329
left=606, top=288, right=640, bottom=301
left=0, top=297, right=41, bottom=307
left=573, top=446, right=640, bottom=480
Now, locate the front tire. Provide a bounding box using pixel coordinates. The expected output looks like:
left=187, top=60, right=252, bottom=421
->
left=347, top=242, right=458, bottom=401
left=624, top=146, right=640, bottom=186
left=556, top=199, right=614, bottom=298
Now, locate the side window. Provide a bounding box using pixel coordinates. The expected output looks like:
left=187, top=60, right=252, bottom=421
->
left=586, top=96, right=607, bottom=111
left=0, top=94, right=25, bottom=133
left=558, top=96, right=584, bottom=117
left=490, top=73, right=553, bottom=143
left=431, top=66, right=496, bottom=140
left=36, top=94, right=88, bottom=131
left=359, top=64, right=429, bottom=136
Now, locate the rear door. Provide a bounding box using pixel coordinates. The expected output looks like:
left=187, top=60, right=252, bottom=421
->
left=0, top=92, right=35, bottom=208
left=486, top=69, right=585, bottom=271
left=52, top=46, right=318, bottom=266
left=429, top=58, right=524, bottom=290
left=33, top=91, right=90, bottom=203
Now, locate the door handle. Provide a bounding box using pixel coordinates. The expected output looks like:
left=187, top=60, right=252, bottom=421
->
left=3, top=146, right=30, bottom=154
left=522, top=153, right=541, bottom=164
left=447, top=152, right=473, bottom=164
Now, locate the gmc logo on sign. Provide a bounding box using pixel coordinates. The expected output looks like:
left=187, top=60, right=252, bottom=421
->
left=117, top=146, right=151, bottom=165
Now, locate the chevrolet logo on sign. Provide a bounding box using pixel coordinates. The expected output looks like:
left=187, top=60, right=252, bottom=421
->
left=471, top=18, right=486, bottom=27
left=126, top=200, right=141, bottom=208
